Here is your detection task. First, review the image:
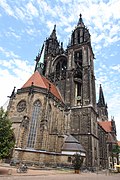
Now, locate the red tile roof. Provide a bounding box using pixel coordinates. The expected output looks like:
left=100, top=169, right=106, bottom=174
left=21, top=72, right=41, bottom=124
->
left=107, top=133, right=116, bottom=143
left=22, top=71, right=63, bottom=102
left=118, top=141, right=120, bottom=146
left=98, top=121, right=112, bottom=132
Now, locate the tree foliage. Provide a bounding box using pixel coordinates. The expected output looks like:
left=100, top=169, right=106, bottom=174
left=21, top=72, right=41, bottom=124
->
left=0, top=108, right=15, bottom=160
left=112, top=144, right=120, bottom=154
left=72, top=153, right=83, bottom=170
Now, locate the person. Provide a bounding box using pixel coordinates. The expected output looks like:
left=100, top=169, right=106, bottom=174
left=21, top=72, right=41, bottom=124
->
left=22, top=163, right=28, bottom=172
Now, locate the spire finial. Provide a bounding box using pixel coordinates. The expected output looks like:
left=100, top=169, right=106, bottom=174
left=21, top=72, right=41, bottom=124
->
left=50, top=24, right=57, bottom=39
left=54, top=24, right=56, bottom=31
left=77, top=13, right=84, bottom=27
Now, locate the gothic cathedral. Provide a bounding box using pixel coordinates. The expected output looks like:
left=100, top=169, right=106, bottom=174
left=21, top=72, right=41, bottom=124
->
left=7, top=15, right=117, bottom=169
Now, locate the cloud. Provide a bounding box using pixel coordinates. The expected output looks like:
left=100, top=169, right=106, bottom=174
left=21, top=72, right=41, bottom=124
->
left=59, top=0, right=72, bottom=3
left=26, top=2, right=39, bottom=17
left=15, top=7, right=25, bottom=21
left=37, top=0, right=56, bottom=18
left=0, top=0, right=120, bottom=51
left=110, top=64, right=120, bottom=73
left=5, top=27, right=21, bottom=39
left=107, top=92, right=120, bottom=139
left=0, top=58, right=34, bottom=108
left=0, top=46, right=19, bottom=58
left=0, top=0, right=15, bottom=16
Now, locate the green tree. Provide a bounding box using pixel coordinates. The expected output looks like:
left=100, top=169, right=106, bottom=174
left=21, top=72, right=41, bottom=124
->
left=112, top=144, right=120, bottom=154
left=72, top=153, right=83, bottom=170
left=0, top=108, right=15, bottom=160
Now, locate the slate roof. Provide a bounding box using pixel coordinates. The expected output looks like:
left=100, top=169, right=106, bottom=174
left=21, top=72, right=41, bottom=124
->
left=22, top=71, right=63, bottom=102
left=62, top=135, right=86, bottom=152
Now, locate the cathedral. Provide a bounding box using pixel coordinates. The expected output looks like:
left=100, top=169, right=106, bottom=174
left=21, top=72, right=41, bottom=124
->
left=7, top=14, right=118, bottom=170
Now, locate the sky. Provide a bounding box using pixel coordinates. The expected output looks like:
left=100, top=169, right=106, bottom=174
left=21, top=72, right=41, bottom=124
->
left=0, top=0, right=120, bottom=139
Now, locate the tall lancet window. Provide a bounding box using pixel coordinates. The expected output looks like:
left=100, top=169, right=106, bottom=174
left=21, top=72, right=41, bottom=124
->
left=27, top=100, right=41, bottom=148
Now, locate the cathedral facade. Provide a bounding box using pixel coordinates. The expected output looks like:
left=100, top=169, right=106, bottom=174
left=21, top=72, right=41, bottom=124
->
left=7, top=15, right=118, bottom=169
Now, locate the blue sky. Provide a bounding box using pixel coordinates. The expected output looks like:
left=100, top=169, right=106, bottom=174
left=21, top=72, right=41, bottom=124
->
left=0, top=0, right=120, bottom=139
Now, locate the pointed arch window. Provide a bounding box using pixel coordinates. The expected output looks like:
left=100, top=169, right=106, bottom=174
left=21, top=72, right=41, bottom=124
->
left=56, top=61, right=60, bottom=78
left=48, top=104, right=52, bottom=122
left=27, top=100, right=41, bottom=148
left=55, top=58, right=67, bottom=80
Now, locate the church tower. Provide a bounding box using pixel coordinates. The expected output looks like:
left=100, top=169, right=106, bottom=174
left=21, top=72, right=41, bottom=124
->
left=42, top=14, right=99, bottom=168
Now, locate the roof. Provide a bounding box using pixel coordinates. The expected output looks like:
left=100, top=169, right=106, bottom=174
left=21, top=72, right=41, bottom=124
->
left=118, top=141, right=120, bottom=146
left=98, top=121, right=112, bottom=132
left=62, top=135, right=86, bottom=152
left=107, top=133, right=116, bottom=143
left=22, top=71, right=63, bottom=102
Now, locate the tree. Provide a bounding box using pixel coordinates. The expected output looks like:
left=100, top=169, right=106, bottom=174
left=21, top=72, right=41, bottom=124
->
left=0, top=108, right=15, bottom=160
left=112, top=144, right=120, bottom=154
left=72, top=153, right=83, bottom=173
left=112, top=144, right=120, bottom=167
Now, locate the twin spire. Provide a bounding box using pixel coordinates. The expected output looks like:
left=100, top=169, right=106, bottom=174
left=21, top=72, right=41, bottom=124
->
left=50, top=24, right=57, bottom=39
left=34, top=14, right=85, bottom=73
left=98, top=84, right=106, bottom=107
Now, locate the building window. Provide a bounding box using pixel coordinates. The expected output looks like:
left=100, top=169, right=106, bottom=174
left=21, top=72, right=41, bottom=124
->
left=77, top=82, right=81, bottom=96
left=17, top=100, right=26, bottom=112
left=68, top=156, right=72, bottom=162
left=56, top=61, right=60, bottom=79
left=27, top=100, right=41, bottom=148
left=75, top=82, right=82, bottom=106
left=55, top=58, right=67, bottom=80
left=48, top=104, right=52, bottom=122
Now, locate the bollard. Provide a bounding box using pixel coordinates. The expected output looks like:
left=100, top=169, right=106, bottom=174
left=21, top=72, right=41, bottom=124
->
left=8, top=169, right=12, bottom=175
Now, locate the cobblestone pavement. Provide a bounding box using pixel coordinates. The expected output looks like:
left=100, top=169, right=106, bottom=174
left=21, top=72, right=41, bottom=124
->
left=0, top=165, right=120, bottom=180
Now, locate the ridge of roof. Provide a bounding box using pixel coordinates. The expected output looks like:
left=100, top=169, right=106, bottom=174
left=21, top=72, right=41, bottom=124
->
left=22, top=71, right=63, bottom=102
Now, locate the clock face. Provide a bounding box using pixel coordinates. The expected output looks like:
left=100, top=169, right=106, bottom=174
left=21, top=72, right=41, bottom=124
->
left=17, top=100, right=26, bottom=112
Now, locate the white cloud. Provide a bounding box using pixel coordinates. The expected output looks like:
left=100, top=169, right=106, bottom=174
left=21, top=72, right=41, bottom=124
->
left=0, top=58, right=34, bottom=108
left=37, top=0, right=56, bottom=17
left=15, top=7, right=25, bottom=21
left=0, top=59, right=14, bottom=69
left=107, top=92, right=120, bottom=139
left=26, top=2, right=39, bottom=17
left=46, top=21, right=55, bottom=32
left=0, top=0, right=15, bottom=16
left=6, top=27, right=21, bottom=39
left=110, top=64, right=120, bottom=72
left=0, top=47, right=19, bottom=58
left=25, top=27, right=41, bottom=37
left=59, top=0, right=72, bottom=3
